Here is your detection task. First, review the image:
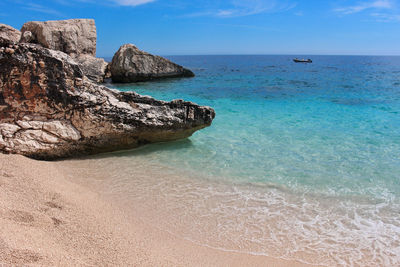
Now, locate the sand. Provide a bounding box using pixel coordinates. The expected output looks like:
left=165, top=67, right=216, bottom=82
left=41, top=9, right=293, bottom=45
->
left=0, top=153, right=315, bottom=266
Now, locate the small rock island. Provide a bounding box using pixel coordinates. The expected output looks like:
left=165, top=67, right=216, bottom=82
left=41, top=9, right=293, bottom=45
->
left=0, top=19, right=215, bottom=160
left=110, top=44, right=195, bottom=83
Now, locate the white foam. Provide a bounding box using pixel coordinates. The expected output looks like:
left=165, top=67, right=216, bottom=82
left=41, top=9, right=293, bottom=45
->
left=59, top=156, right=400, bottom=266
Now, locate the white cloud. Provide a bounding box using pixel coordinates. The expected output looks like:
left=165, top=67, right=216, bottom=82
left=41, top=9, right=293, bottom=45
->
left=217, top=10, right=235, bottom=17
left=370, top=12, right=400, bottom=21
left=111, top=0, right=156, bottom=6
left=334, top=0, right=393, bottom=15
left=23, top=2, right=64, bottom=16
left=71, top=0, right=156, bottom=7
left=184, top=0, right=296, bottom=18
left=294, top=11, right=304, bottom=16
left=226, top=0, right=296, bottom=17
left=333, top=0, right=400, bottom=23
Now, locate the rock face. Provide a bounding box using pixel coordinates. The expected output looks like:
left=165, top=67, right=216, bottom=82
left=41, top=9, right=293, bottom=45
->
left=0, top=24, right=21, bottom=42
left=20, top=19, right=107, bottom=83
left=20, top=30, right=33, bottom=43
left=0, top=38, right=215, bottom=159
left=75, top=55, right=109, bottom=83
left=110, top=44, right=195, bottom=83
left=20, top=19, right=96, bottom=57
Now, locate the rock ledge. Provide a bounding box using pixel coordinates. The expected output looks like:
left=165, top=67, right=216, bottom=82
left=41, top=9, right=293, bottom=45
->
left=0, top=38, right=214, bottom=159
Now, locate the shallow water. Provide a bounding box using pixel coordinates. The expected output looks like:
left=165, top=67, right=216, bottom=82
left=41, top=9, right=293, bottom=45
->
left=63, top=55, right=400, bottom=266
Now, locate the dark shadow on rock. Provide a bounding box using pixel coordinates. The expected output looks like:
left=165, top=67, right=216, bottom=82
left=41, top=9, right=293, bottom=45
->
left=107, top=75, right=195, bottom=88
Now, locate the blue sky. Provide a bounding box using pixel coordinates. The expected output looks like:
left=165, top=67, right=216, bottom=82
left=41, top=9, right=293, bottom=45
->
left=1, top=0, right=399, bottom=56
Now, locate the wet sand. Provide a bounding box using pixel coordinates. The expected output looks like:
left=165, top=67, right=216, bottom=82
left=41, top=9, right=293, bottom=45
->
left=0, top=154, right=314, bottom=266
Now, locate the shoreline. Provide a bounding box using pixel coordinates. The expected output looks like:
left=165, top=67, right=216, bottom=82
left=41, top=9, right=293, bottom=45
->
left=0, top=154, right=314, bottom=266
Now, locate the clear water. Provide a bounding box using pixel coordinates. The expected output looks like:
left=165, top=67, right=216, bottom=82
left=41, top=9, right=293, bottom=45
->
left=79, top=55, right=400, bottom=266
left=110, top=55, right=400, bottom=200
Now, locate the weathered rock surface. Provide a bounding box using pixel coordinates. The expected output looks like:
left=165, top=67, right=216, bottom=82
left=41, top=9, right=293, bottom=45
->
left=75, top=55, right=108, bottom=83
left=0, top=24, right=21, bottom=42
left=110, top=44, right=195, bottom=83
left=20, top=30, right=33, bottom=43
left=20, top=19, right=108, bottom=83
left=0, top=38, right=215, bottom=159
left=20, top=19, right=96, bottom=57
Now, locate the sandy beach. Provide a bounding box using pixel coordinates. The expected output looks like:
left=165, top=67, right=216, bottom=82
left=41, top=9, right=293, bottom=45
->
left=0, top=154, right=314, bottom=266
left=1, top=1, right=399, bottom=265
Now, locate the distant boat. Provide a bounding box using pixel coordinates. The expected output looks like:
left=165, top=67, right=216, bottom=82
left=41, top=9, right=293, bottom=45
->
left=293, top=58, right=312, bottom=63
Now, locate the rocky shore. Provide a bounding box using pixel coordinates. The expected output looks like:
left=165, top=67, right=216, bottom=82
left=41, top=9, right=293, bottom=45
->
left=0, top=19, right=214, bottom=159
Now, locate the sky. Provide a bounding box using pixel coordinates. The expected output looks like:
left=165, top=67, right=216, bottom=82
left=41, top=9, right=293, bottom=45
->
left=1, top=0, right=399, bottom=56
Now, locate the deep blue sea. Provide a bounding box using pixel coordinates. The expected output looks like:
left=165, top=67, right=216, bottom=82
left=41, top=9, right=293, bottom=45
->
left=92, top=55, right=400, bottom=266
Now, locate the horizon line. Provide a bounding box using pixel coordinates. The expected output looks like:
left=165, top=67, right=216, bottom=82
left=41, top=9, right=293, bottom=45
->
left=99, top=53, right=400, bottom=58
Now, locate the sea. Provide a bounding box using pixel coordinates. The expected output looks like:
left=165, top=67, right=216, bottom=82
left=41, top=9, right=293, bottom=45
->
left=60, top=55, right=400, bottom=266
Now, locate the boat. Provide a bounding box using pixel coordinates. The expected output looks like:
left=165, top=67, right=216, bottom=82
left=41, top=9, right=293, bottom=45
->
left=293, top=58, right=312, bottom=63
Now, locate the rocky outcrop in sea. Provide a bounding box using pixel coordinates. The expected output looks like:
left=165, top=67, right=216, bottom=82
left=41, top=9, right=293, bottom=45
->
left=0, top=21, right=214, bottom=159
left=17, top=19, right=194, bottom=84
left=110, top=44, right=195, bottom=83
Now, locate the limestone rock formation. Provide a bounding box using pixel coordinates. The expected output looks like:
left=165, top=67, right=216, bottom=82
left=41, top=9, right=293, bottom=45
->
left=20, top=19, right=96, bottom=57
left=110, top=44, right=195, bottom=83
left=0, top=38, right=215, bottom=159
left=0, top=24, right=21, bottom=42
left=75, top=55, right=109, bottom=83
left=19, top=19, right=108, bottom=83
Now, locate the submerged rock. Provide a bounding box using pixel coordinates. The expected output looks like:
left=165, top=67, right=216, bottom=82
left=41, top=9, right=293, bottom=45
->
left=20, top=19, right=97, bottom=57
left=0, top=38, right=215, bottom=159
left=110, top=44, right=195, bottom=83
left=0, top=24, right=21, bottom=42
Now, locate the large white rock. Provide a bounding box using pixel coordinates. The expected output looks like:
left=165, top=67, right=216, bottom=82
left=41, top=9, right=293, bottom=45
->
left=20, top=19, right=97, bottom=57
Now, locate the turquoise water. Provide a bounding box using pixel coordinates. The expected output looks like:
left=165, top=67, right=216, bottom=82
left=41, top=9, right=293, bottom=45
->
left=94, top=55, right=400, bottom=265
left=110, top=55, right=400, bottom=202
